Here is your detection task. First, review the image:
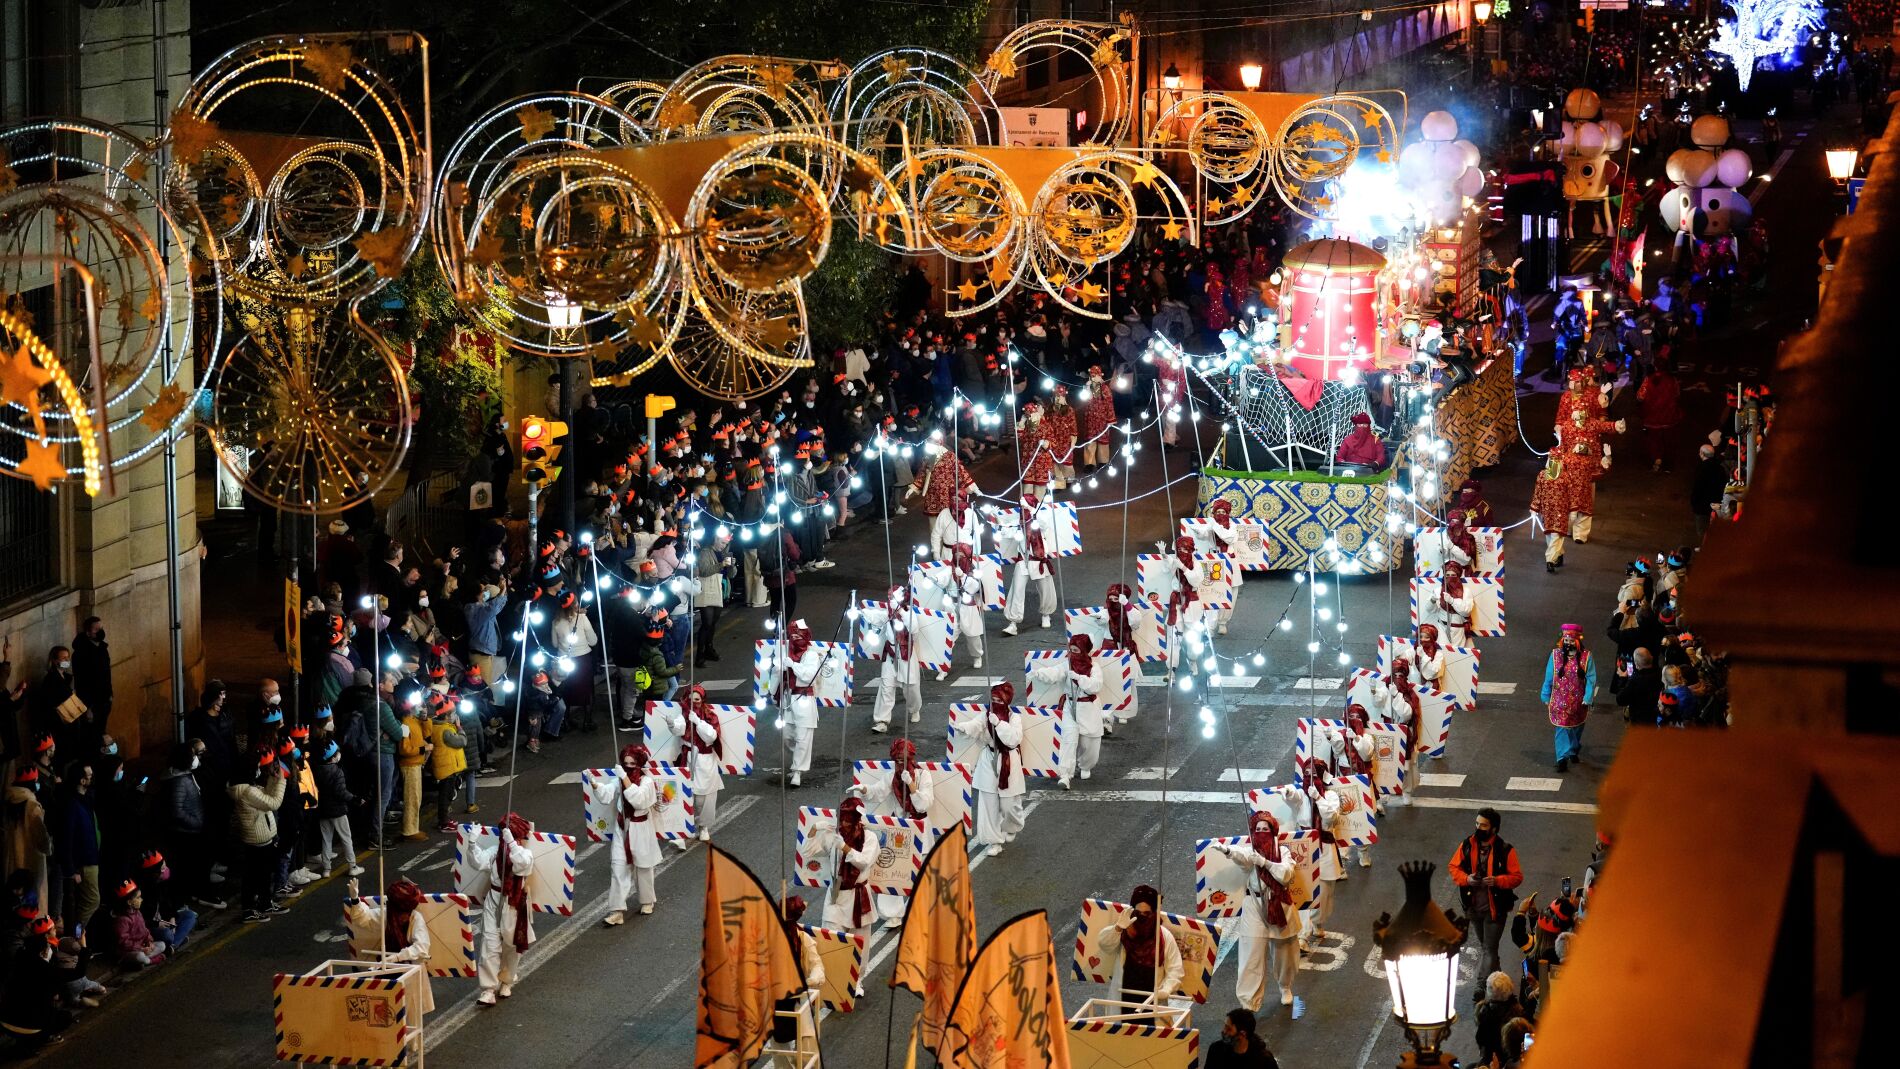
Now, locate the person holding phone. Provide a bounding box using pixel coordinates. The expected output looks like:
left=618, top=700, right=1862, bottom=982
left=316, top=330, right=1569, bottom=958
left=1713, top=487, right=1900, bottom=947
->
left=1448, top=807, right=1524, bottom=979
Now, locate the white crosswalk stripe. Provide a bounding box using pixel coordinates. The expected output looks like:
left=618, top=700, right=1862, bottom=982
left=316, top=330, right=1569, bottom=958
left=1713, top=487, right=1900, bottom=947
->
left=1504, top=776, right=1564, bottom=792
left=1417, top=773, right=1467, bottom=788
left=1473, top=681, right=1518, bottom=695
left=1216, top=767, right=1275, bottom=783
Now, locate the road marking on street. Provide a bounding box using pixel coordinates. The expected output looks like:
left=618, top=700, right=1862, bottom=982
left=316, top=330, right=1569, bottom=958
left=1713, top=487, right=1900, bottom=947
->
left=426, top=794, right=761, bottom=1051
left=1505, top=776, right=1564, bottom=792
left=1750, top=147, right=1796, bottom=206
left=1207, top=675, right=1260, bottom=689
left=1135, top=676, right=1171, bottom=688
left=696, top=679, right=746, bottom=692
left=1123, top=766, right=1180, bottom=781
left=1473, top=682, right=1517, bottom=695
left=1252, top=694, right=1332, bottom=708
left=1408, top=795, right=1596, bottom=815
left=1417, top=773, right=1467, bottom=789
left=1038, top=789, right=1244, bottom=805
left=1217, top=767, right=1275, bottom=783
left=399, top=846, right=443, bottom=873
left=546, top=772, right=584, bottom=785
left=474, top=775, right=515, bottom=789
left=1292, top=677, right=1344, bottom=690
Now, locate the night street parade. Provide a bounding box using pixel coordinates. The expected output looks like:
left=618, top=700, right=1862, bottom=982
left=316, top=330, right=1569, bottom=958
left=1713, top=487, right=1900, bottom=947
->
left=0, top=0, right=1889, bottom=1066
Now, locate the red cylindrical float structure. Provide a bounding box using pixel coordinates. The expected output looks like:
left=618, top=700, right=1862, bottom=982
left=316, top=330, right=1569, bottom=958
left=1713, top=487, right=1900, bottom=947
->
left=1280, top=238, right=1385, bottom=381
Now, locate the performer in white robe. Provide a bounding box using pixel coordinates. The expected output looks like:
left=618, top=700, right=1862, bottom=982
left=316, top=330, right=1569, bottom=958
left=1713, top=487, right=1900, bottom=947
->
left=1101, top=583, right=1142, bottom=728
left=1213, top=812, right=1303, bottom=1018
left=821, top=797, right=879, bottom=997
left=952, top=682, right=1025, bottom=856
left=1033, top=633, right=1105, bottom=787
left=1375, top=663, right=1424, bottom=805
left=1095, top=884, right=1184, bottom=1007
left=779, top=620, right=824, bottom=787
left=469, top=812, right=536, bottom=1006
left=849, top=737, right=935, bottom=930
left=1201, top=500, right=1246, bottom=635
left=1292, top=765, right=1346, bottom=942
left=594, top=744, right=661, bottom=924
left=930, top=489, right=984, bottom=563
left=343, top=877, right=435, bottom=1014
left=657, top=686, right=724, bottom=840
left=1332, top=710, right=1380, bottom=867
left=1165, top=536, right=1212, bottom=659
left=1002, top=495, right=1058, bottom=636
left=864, top=584, right=922, bottom=731
left=933, top=546, right=987, bottom=678
left=1404, top=624, right=1449, bottom=693
left=1418, top=561, right=1476, bottom=647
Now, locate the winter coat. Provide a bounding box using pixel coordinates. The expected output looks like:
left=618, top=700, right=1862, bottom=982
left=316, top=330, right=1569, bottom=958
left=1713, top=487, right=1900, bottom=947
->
left=0, top=945, right=63, bottom=1033
left=1614, top=666, right=1663, bottom=724
left=153, top=767, right=204, bottom=834
left=71, top=636, right=112, bottom=711
left=2, top=788, right=50, bottom=905
left=313, top=761, right=354, bottom=818
left=228, top=774, right=288, bottom=846
left=52, top=790, right=101, bottom=878
left=183, top=708, right=237, bottom=787
left=464, top=594, right=506, bottom=656
left=108, top=909, right=159, bottom=961
left=427, top=718, right=468, bottom=780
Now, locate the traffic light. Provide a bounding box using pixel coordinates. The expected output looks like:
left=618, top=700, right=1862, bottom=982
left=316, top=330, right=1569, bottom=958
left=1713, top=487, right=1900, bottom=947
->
left=521, top=416, right=568, bottom=489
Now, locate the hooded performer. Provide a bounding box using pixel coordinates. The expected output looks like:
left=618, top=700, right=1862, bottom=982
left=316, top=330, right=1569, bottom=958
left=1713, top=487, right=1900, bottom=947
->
left=1016, top=401, right=1056, bottom=494
left=936, top=546, right=988, bottom=676
left=823, top=796, right=880, bottom=996
left=849, top=738, right=936, bottom=930
left=1200, top=501, right=1247, bottom=634
left=1213, top=811, right=1302, bottom=1018
left=865, top=584, right=923, bottom=731
left=1334, top=411, right=1386, bottom=468
left=1532, top=406, right=1625, bottom=570
left=1450, top=479, right=1494, bottom=528
left=1094, top=884, right=1183, bottom=1007
left=595, top=744, right=661, bottom=924
left=1419, top=561, right=1476, bottom=647
left=907, top=449, right=976, bottom=518
left=1033, top=634, right=1106, bottom=787
left=1331, top=707, right=1379, bottom=867
left=655, top=686, right=723, bottom=839
left=1295, top=760, right=1347, bottom=941
left=1001, top=494, right=1058, bottom=636
left=470, top=812, right=536, bottom=1005
left=344, top=877, right=435, bottom=1014
left=1540, top=624, right=1598, bottom=772
left=1047, top=385, right=1079, bottom=489
left=1407, top=624, right=1449, bottom=693
left=1377, top=660, right=1424, bottom=804
left=953, top=682, right=1026, bottom=856
left=1166, top=535, right=1211, bottom=650
left=930, top=488, right=984, bottom=563
left=1101, top=584, right=1141, bottom=726
left=778, top=620, right=825, bottom=787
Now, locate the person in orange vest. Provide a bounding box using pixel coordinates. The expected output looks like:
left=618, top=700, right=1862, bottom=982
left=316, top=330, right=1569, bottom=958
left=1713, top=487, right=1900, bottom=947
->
left=1448, top=806, right=1524, bottom=979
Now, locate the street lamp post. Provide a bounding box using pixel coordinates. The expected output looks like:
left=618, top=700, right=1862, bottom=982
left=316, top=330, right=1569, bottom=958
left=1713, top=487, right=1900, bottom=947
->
left=1825, top=146, right=1858, bottom=184
left=545, top=293, right=583, bottom=537
left=1373, top=861, right=1469, bottom=1068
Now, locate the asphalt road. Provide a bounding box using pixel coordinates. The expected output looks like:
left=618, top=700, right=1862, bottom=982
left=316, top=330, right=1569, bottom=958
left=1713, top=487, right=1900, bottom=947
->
left=35, top=112, right=1845, bottom=1069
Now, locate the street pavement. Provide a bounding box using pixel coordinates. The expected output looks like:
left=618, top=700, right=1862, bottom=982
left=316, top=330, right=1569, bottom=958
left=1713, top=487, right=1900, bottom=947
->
left=39, top=111, right=1847, bottom=1069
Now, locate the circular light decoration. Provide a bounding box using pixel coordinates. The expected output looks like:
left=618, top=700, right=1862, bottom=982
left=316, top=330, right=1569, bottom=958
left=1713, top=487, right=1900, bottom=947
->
left=979, top=20, right=1134, bottom=147
left=1024, top=150, right=1194, bottom=319
left=591, top=80, right=669, bottom=141
left=832, top=48, right=1002, bottom=156
left=170, top=34, right=430, bottom=304
left=674, top=274, right=806, bottom=401
left=0, top=116, right=221, bottom=485
left=689, top=151, right=832, bottom=294
left=209, top=299, right=410, bottom=514
left=1152, top=93, right=1272, bottom=225
left=432, top=91, right=662, bottom=360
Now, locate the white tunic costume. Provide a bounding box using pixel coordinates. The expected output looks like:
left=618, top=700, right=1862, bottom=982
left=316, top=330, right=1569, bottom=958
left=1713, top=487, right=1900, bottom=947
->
left=782, top=643, right=826, bottom=778
left=852, top=763, right=936, bottom=926
left=343, top=900, right=435, bottom=1013
left=467, top=830, right=536, bottom=999
left=1032, top=654, right=1104, bottom=785
left=1001, top=507, right=1058, bottom=632
left=930, top=506, right=985, bottom=563
left=657, top=705, right=726, bottom=835
left=1095, top=919, right=1184, bottom=1004
left=952, top=704, right=1025, bottom=851
left=862, top=606, right=923, bottom=729
left=593, top=772, right=661, bottom=912
left=1213, top=837, right=1300, bottom=1011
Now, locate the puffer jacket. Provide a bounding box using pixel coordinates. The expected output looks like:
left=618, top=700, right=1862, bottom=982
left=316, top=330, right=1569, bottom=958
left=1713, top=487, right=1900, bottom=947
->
left=153, top=768, right=204, bottom=834
left=228, top=774, right=287, bottom=846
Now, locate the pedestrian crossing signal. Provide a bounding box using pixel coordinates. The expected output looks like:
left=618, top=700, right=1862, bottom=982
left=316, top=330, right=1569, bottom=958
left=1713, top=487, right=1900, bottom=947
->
left=522, top=416, right=567, bottom=488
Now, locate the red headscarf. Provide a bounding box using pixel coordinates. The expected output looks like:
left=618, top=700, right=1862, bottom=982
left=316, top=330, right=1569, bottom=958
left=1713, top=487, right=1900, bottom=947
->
left=987, top=682, right=1017, bottom=791
left=952, top=544, right=976, bottom=581
left=786, top=621, right=814, bottom=660
left=889, top=737, right=927, bottom=820
left=619, top=745, right=650, bottom=866
left=781, top=894, right=808, bottom=949
left=1123, top=884, right=1162, bottom=968
left=385, top=878, right=424, bottom=952
left=500, top=813, right=533, bottom=952
left=1441, top=560, right=1466, bottom=599
left=1446, top=515, right=1478, bottom=564
left=834, top=797, right=874, bottom=927
left=1067, top=633, right=1094, bottom=675
left=1210, top=500, right=1233, bottom=528
left=1174, top=535, right=1197, bottom=567
left=1246, top=812, right=1292, bottom=927
left=1105, top=584, right=1136, bottom=650
left=1416, top=624, right=1440, bottom=658
left=1342, top=705, right=1373, bottom=774
left=682, top=687, right=721, bottom=759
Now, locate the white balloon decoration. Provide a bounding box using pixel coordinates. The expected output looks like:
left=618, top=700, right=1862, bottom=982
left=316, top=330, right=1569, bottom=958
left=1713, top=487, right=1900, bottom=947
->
left=1396, top=110, right=1485, bottom=225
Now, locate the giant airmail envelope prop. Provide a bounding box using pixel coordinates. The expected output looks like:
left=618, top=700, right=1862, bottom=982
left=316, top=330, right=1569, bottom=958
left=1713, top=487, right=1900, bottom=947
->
left=798, top=922, right=867, bottom=1013
left=1296, top=716, right=1409, bottom=799
left=1067, top=602, right=1169, bottom=663
left=579, top=764, right=695, bottom=843
left=1072, top=898, right=1223, bottom=1004
left=452, top=825, right=577, bottom=915
left=641, top=702, right=757, bottom=776
left=273, top=961, right=421, bottom=1066
left=946, top=702, right=1064, bottom=778
left=1024, top=648, right=1135, bottom=718
left=1138, top=553, right=1237, bottom=611
left=793, top=807, right=929, bottom=896
left=344, top=893, right=476, bottom=977
left=855, top=599, right=956, bottom=673
left=1181, top=517, right=1271, bottom=570
left=1262, top=770, right=1380, bottom=845
left=1413, top=525, right=1505, bottom=576
left=1348, top=668, right=1459, bottom=759
left=1194, top=829, right=1320, bottom=917
left=1378, top=633, right=1480, bottom=711
left=1066, top=1017, right=1201, bottom=1069
left=851, top=759, right=975, bottom=835
left=753, top=638, right=855, bottom=706
left=1411, top=575, right=1506, bottom=637
left=910, top=559, right=1006, bottom=612
left=987, top=500, right=1081, bottom=556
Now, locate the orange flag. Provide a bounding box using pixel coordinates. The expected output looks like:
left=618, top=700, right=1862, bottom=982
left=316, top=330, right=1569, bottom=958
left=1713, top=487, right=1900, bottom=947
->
left=892, top=823, right=977, bottom=1050
left=937, top=909, right=1073, bottom=1069
left=695, top=845, right=805, bottom=1068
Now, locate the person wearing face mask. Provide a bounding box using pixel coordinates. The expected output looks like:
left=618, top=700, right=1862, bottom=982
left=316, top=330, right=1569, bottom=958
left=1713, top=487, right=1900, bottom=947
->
left=344, top=876, right=434, bottom=1012
left=1540, top=624, right=1598, bottom=772
left=1036, top=634, right=1104, bottom=788
left=1095, top=884, right=1183, bottom=1010
left=0, top=915, right=72, bottom=1046
left=3, top=768, right=51, bottom=914
left=1001, top=494, right=1059, bottom=636
left=70, top=618, right=112, bottom=747
left=463, top=578, right=510, bottom=688
left=470, top=812, right=536, bottom=1005
left=776, top=621, right=825, bottom=788
left=952, top=683, right=1025, bottom=857
left=595, top=746, right=661, bottom=926
left=51, top=761, right=102, bottom=931
left=1213, top=812, right=1302, bottom=1018
left=1448, top=807, right=1523, bottom=979
left=155, top=742, right=220, bottom=909
left=821, top=797, right=879, bottom=995
left=863, top=584, right=924, bottom=733
left=31, top=647, right=85, bottom=760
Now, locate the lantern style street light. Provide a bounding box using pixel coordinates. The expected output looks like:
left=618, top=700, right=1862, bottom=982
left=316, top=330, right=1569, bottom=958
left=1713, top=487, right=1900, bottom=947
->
left=1162, top=62, right=1182, bottom=92
left=1238, top=61, right=1264, bottom=91
left=1373, top=861, right=1469, bottom=1067
left=1825, top=146, right=1859, bottom=185
left=1473, top=0, right=1493, bottom=22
